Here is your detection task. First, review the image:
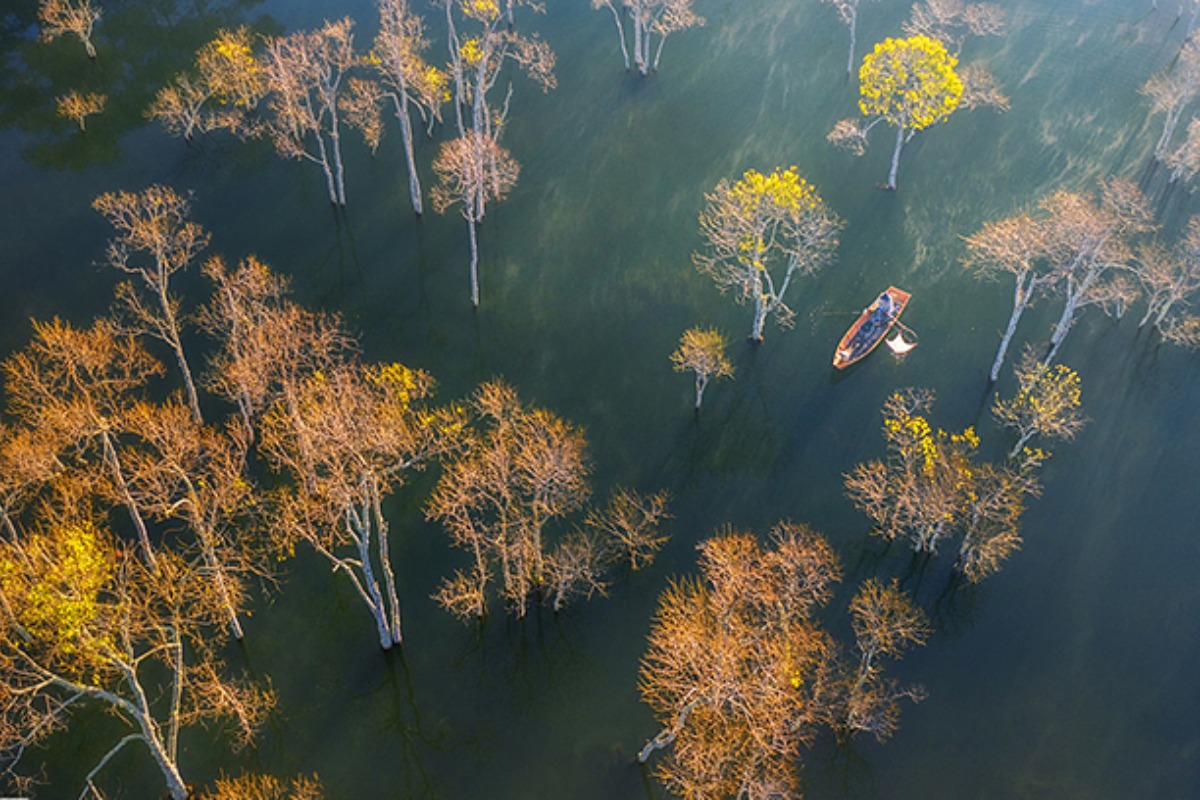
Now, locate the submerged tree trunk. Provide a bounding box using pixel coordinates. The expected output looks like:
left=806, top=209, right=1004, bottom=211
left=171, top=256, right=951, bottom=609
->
left=846, top=8, right=858, bottom=77
left=886, top=124, right=906, bottom=190
left=102, top=432, right=156, bottom=569
left=990, top=274, right=1035, bottom=382
left=605, top=2, right=631, bottom=70
left=694, top=374, right=708, bottom=411
left=468, top=213, right=480, bottom=308
left=393, top=94, right=424, bottom=216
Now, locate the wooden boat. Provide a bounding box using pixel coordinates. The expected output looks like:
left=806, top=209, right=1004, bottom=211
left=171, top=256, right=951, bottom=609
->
left=833, top=286, right=911, bottom=369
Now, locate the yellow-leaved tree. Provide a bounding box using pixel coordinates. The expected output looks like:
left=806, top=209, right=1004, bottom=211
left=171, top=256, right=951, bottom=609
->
left=695, top=166, right=841, bottom=342
left=992, top=349, right=1086, bottom=459
left=829, top=34, right=964, bottom=190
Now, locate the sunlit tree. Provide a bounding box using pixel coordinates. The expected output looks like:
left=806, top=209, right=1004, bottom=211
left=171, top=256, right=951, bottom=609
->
left=903, top=0, right=1005, bottom=55
left=637, top=524, right=842, bottom=800
left=1039, top=180, right=1154, bottom=365
left=431, top=130, right=520, bottom=307
left=992, top=349, right=1085, bottom=459
left=428, top=380, right=669, bottom=619
left=37, top=0, right=101, bottom=58
left=261, top=362, right=464, bottom=649
left=55, top=90, right=106, bottom=131
left=1142, top=38, right=1200, bottom=159
left=671, top=327, right=734, bottom=411
left=964, top=212, right=1057, bottom=382
left=829, top=35, right=966, bottom=190
left=261, top=19, right=359, bottom=206
left=148, top=27, right=265, bottom=141
left=124, top=400, right=265, bottom=641
left=0, top=524, right=273, bottom=799
left=2, top=319, right=163, bottom=565
left=1135, top=221, right=1200, bottom=332
left=954, top=461, right=1035, bottom=583
left=93, top=185, right=211, bottom=423
left=839, top=578, right=928, bottom=741
left=695, top=167, right=841, bottom=342
left=196, top=772, right=324, bottom=800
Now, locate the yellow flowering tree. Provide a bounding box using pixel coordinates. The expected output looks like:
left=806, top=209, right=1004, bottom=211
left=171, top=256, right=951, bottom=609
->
left=148, top=27, right=265, bottom=141
left=671, top=326, right=734, bottom=410
left=829, top=35, right=963, bottom=190
left=0, top=524, right=273, bottom=799
left=847, top=389, right=984, bottom=554
left=695, top=166, right=842, bottom=342
left=992, top=349, right=1086, bottom=459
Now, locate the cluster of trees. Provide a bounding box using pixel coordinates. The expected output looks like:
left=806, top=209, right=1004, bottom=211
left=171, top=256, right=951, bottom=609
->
left=637, top=525, right=928, bottom=800
left=965, top=178, right=1200, bottom=383
left=0, top=182, right=667, bottom=797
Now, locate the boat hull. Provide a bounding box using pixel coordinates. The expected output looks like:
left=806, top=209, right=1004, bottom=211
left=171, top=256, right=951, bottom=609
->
left=833, top=286, right=911, bottom=369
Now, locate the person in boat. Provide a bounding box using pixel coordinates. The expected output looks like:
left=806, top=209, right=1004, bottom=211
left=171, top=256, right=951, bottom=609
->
left=874, top=291, right=894, bottom=322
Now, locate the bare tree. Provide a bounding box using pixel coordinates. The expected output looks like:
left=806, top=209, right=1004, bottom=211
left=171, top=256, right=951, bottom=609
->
left=431, top=131, right=520, bottom=307
left=428, top=380, right=669, bottom=619
left=822, top=0, right=878, bottom=76
left=903, top=0, right=1006, bottom=56
left=93, top=185, right=211, bottom=423
left=148, top=28, right=265, bottom=141
left=261, top=362, right=464, bottom=649
left=637, top=523, right=842, bottom=800
left=671, top=327, right=734, bottom=410
left=0, top=524, right=273, bottom=799
left=1143, top=39, right=1200, bottom=159
left=261, top=19, right=360, bottom=206
left=37, top=0, right=101, bottom=58
left=964, top=212, right=1057, bottom=382
left=1136, top=218, right=1200, bottom=331
left=55, top=90, right=106, bottom=131
left=593, top=0, right=704, bottom=74
left=2, top=319, right=163, bottom=565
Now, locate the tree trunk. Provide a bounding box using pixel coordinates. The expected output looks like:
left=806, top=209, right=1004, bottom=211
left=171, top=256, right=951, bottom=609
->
left=353, top=518, right=396, bottom=650
left=132, top=711, right=188, bottom=800
left=989, top=275, right=1032, bottom=382
left=1008, top=429, right=1034, bottom=459
left=330, top=129, right=348, bottom=207
left=203, top=546, right=245, bottom=640
left=633, top=13, right=647, bottom=75
left=846, top=9, right=858, bottom=77
left=84, top=37, right=96, bottom=59
left=394, top=94, right=424, bottom=216
left=102, top=432, right=156, bottom=569
left=371, top=484, right=404, bottom=645
left=694, top=374, right=708, bottom=411
left=315, top=135, right=339, bottom=205
left=886, top=124, right=905, bottom=190
left=1156, top=104, right=1185, bottom=159
left=468, top=213, right=480, bottom=308
left=653, top=33, right=668, bottom=71
left=1044, top=290, right=1081, bottom=367
left=605, top=2, right=631, bottom=70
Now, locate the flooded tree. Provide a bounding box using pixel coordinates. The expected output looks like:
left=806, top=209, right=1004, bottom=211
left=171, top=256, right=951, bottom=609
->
left=845, top=388, right=980, bottom=555
left=822, top=0, right=878, bottom=76
left=261, top=362, right=464, bottom=649
left=431, top=130, right=520, bottom=307
left=261, top=19, right=360, bottom=206
left=903, top=0, right=1006, bottom=56
left=1039, top=181, right=1154, bottom=365
left=1135, top=221, right=1200, bottom=331
left=0, top=523, right=273, bottom=800
left=148, top=27, right=265, bottom=141
left=428, top=380, right=669, bottom=619
left=955, top=461, right=1036, bottom=583
left=37, top=0, right=101, bottom=58
left=93, top=185, right=211, bottom=423
left=198, top=255, right=350, bottom=439
left=2, top=319, right=164, bottom=565
left=964, top=212, right=1057, bottom=382
left=592, top=0, right=704, bottom=74
left=695, top=166, right=841, bottom=342
left=828, top=35, right=967, bottom=190
left=839, top=578, right=929, bottom=741
left=55, top=90, right=106, bottom=131
left=637, top=524, right=842, bottom=800
left=1142, top=39, right=1200, bottom=160
left=351, top=0, right=451, bottom=215
left=124, top=400, right=265, bottom=641
left=992, top=349, right=1085, bottom=459
left=671, top=326, right=734, bottom=411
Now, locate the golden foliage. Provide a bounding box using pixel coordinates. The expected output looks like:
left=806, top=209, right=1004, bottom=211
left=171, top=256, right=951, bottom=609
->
left=198, top=773, right=324, bottom=800
left=38, top=0, right=101, bottom=57
left=55, top=90, right=106, bottom=130
left=992, top=348, right=1085, bottom=457
left=430, top=131, right=520, bottom=219
left=858, top=35, right=963, bottom=131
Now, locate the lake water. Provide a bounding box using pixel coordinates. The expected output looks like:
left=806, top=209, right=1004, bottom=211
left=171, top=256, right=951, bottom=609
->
left=2, top=0, right=1199, bottom=797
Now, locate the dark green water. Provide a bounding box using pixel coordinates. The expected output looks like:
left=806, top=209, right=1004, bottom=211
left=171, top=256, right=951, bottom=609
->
left=3, top=0, right=1200, bottom=797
